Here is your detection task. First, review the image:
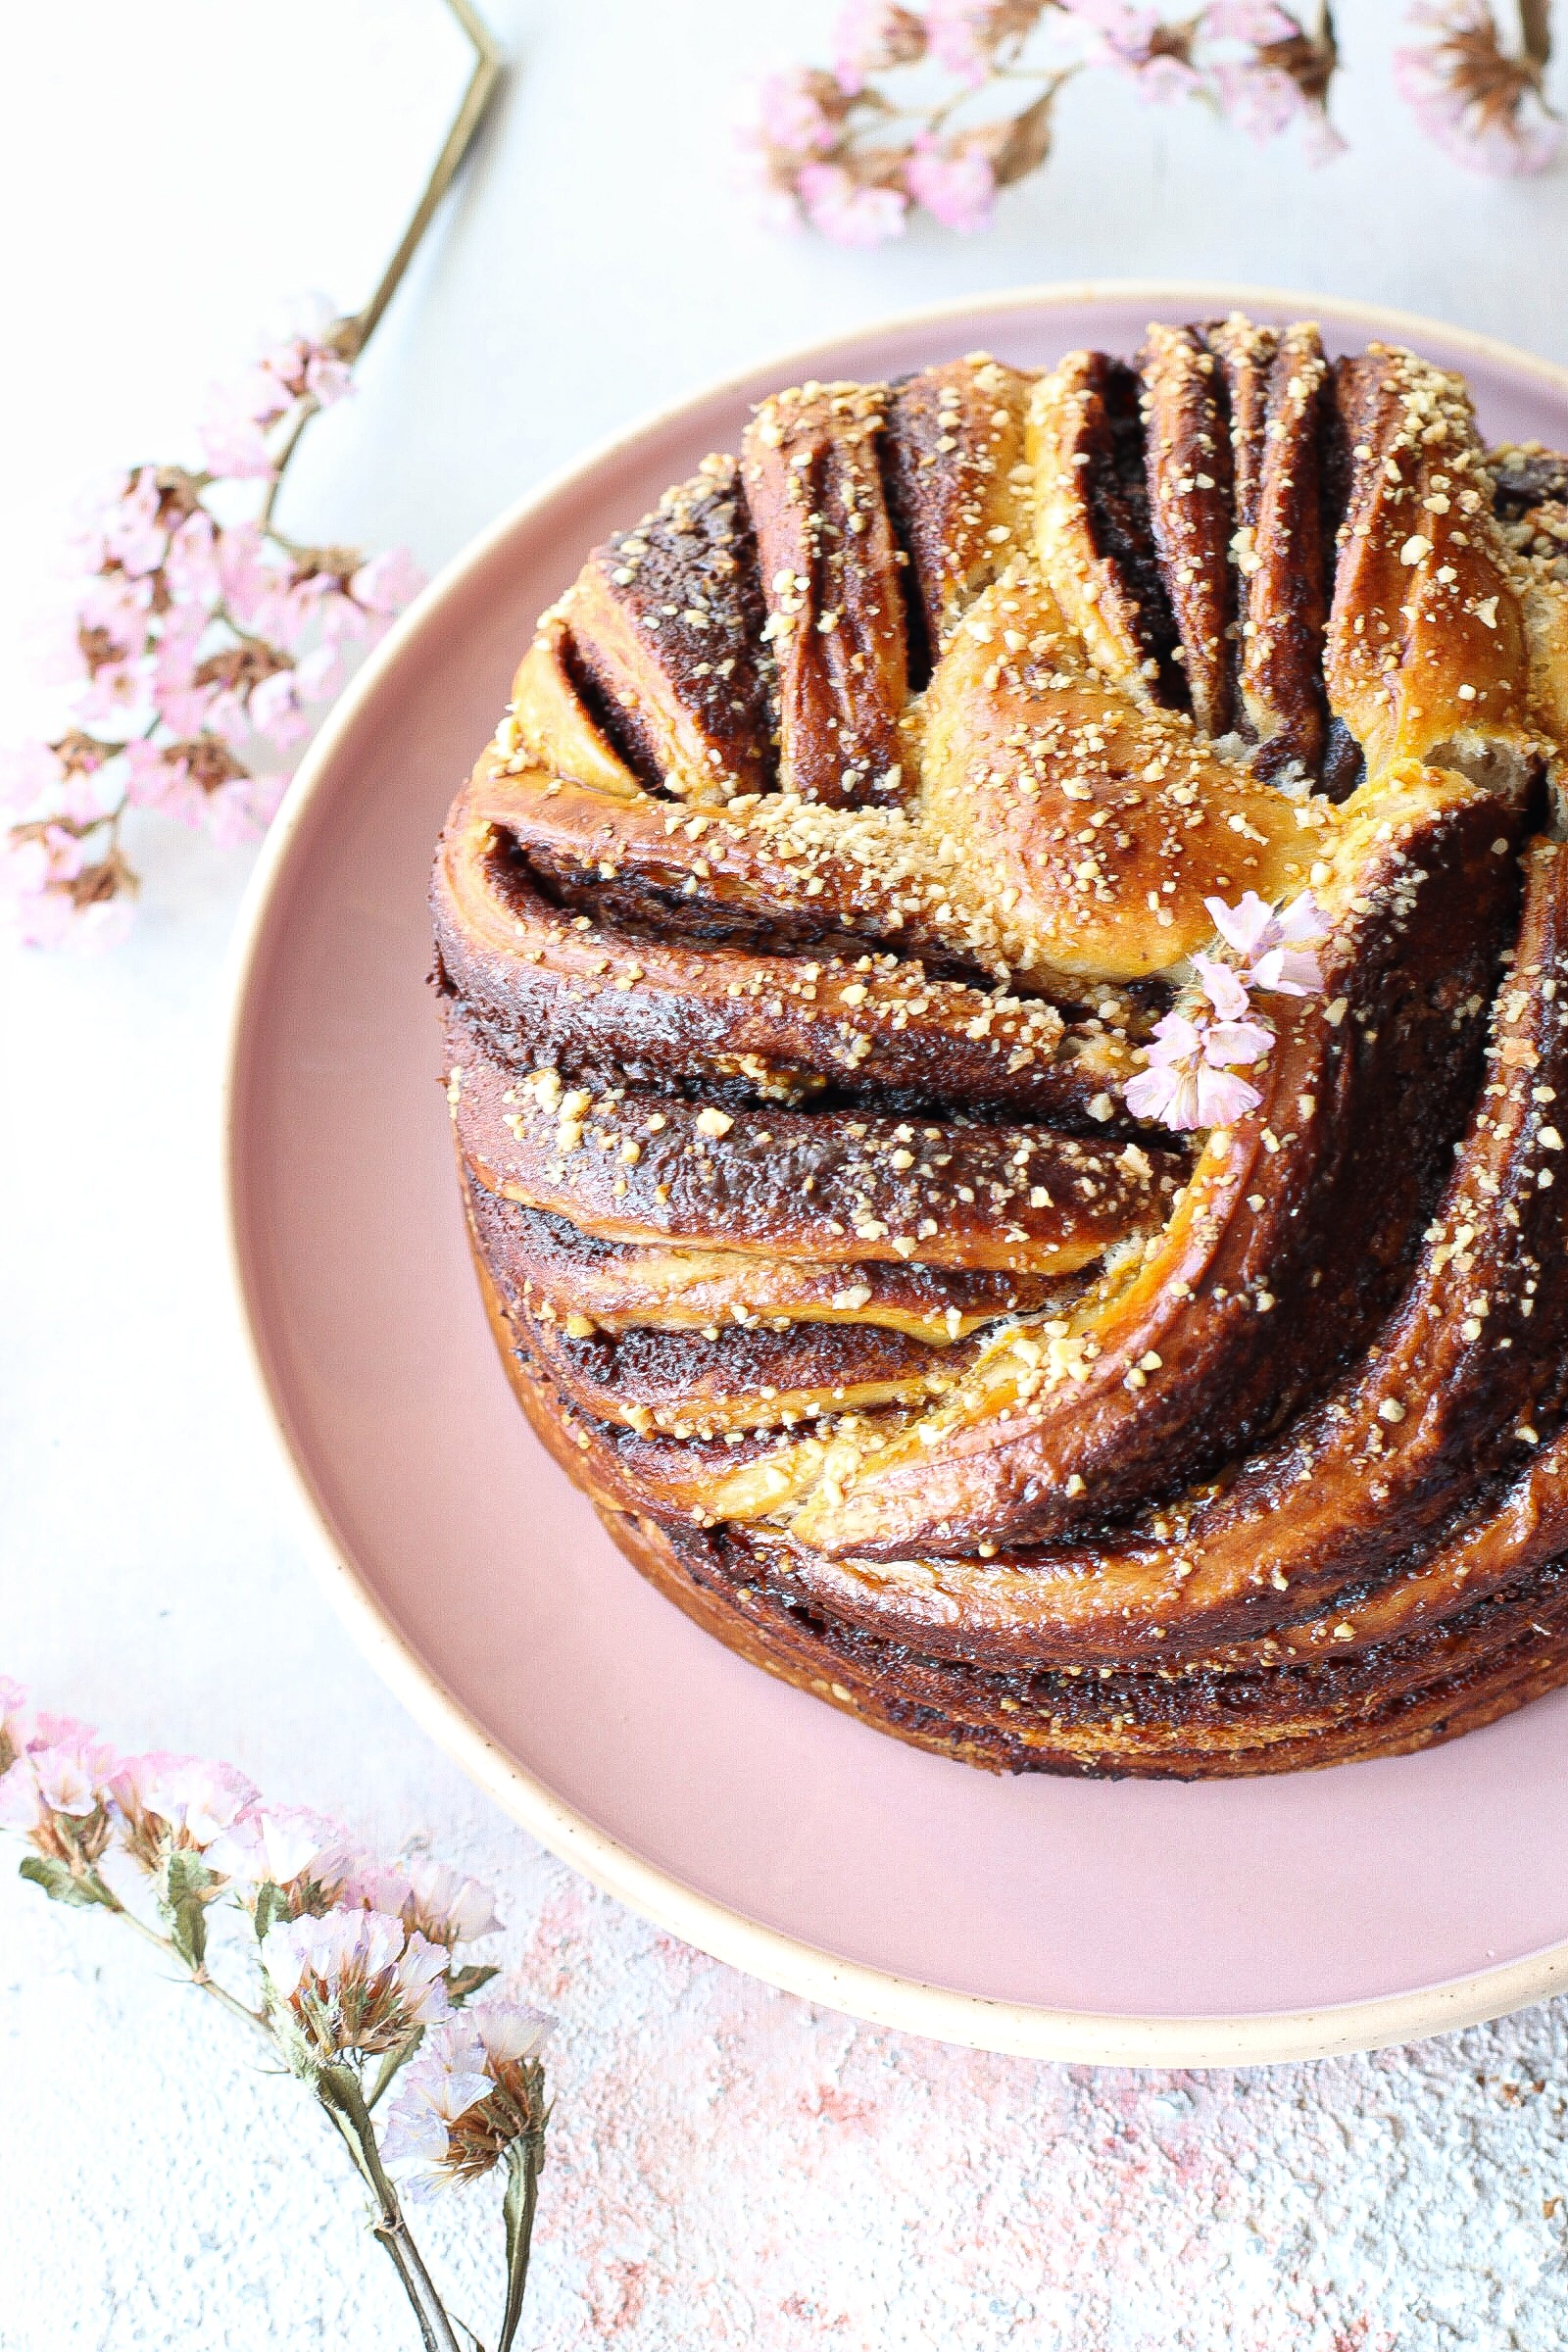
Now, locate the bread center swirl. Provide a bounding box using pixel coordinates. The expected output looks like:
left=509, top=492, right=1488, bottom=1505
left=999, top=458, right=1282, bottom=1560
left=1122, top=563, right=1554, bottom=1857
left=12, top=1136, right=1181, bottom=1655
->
left=433, top=316, right=1568, bottom=1777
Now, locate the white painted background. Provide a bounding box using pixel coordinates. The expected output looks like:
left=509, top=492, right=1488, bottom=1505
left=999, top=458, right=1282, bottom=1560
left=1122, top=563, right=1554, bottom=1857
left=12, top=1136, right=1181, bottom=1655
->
left=7, top=4, right=1568, bottom=2345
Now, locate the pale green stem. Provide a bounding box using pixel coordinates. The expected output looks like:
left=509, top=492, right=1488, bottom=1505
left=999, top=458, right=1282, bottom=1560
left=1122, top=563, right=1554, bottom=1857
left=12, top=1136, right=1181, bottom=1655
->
left=497, top=2127, right=547, bottom=2352
left=84, top=1871, right=270, bottom=2038
left=316, top=2064, right=467, bottom=2352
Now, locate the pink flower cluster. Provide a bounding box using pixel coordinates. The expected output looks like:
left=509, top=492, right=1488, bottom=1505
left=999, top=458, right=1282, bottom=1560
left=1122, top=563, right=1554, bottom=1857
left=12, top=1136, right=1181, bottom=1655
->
left=0, top=1685, right=120, bottom=1867
left=0, top=1675, right=547, bottom=2194
left=380, top=2000, right=553, bottom=2197
left=1, top=309, right=424, bottom=948
left=740, top=0, right=1344, bottom=244
left=261, top=1906, right=454, bottom=2061
left=1395, top=2, right=1560, bottom=176
left=1124, top=890, right=1329, bottom=1132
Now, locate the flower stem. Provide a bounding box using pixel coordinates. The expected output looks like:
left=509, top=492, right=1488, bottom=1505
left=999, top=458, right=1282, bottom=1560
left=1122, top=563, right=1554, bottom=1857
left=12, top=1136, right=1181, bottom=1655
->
left=87, top=1876, right=270, bottom=2037
left=497, top=2128, right=546, bottom=2352
left=337, top=0, right=505, bottom=364
left=1520, top=0, right=1551, bottom=75
left=317, top=2064, right=466, bottom=2352
left=254, top=398, right=323, bottom=539
left=94, top=1890, right=468, bottom=2352
left=260, top=0, right=505, bottom=539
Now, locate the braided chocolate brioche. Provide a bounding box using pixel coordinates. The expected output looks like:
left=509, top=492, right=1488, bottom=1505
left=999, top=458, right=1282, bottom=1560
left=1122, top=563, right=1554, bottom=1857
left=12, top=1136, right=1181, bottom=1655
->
left=433, top=318, right=1568, bottom=1778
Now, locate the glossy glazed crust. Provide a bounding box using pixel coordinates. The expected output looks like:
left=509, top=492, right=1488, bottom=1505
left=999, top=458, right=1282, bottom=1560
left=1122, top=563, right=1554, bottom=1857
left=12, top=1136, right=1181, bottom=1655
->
left=437, top=315, right=1568, bottom=1778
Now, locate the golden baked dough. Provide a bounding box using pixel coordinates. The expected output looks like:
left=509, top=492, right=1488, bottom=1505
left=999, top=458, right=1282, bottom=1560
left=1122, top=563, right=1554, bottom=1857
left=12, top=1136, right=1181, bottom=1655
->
left=432, top=317, right=1568, bottom=1778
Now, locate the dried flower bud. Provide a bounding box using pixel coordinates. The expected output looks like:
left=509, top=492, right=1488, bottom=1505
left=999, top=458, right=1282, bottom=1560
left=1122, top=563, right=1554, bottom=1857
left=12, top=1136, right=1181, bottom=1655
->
left=0, top=1720, right=120, bottom=1873
left=261, top=1908, right=451, bottom=2064
left=352, top=1855, right=504, bottom=1948
left=109, top=1751, right=259, bottom=1873
left=379, top=2000, right=553, bottom=2195
left=206, top=1802, right=360, bottom=1916
left=1395, top=2, right=1560, bottom=175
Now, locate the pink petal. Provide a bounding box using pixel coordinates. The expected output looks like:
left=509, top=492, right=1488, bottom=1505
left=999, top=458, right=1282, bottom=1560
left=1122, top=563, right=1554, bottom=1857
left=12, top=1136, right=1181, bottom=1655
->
left=1193, top=953, right=1251, bottom=1022
left=164, top=513, right=222, bottom=609
left=1205, top=889, right=1275, bottom=961
left=247, top=670, right=313, bottom=747
left=303, top=350, right=354, bottom=408
left=1129, top=1058, right=1208, bottom=1130
left=1275, top=889, right=1329, bottom=945
left=1200, top=0, right=1297, bottom=36
left=756, top=70, right=843, bottom=155
left=57, top=761, right=120, bottom=827
left=904, top=146, right=997, bottom=233
left=1201, top=1015, right=1274, bottom=1066
left=77, top=658, right=152, bottom=729
left=0, top=742, right=64, bottom=811
left=349, top=546, right=425, bottom=615
left=925, top=0, right=1004, bottom=85
left=100, top=470, right=167, bottom=578
left=74, top=895, right=136, bottom=953
left=798, top=164, right=908, bottom=245
left=197, top=401, right=278, bottom=482
left=1250, top=944, right=1324, bottom=996
left=208, top=773, right=287, bottom=848
left=1193, top=1063, right=1263, bottom=1126
left=1140, top=1007, right=1205, bottom=1068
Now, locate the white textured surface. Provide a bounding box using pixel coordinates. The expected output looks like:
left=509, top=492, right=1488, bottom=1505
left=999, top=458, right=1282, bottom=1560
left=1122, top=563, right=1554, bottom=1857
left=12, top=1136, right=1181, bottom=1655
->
left=7, top=3, right=1568, bottom=2344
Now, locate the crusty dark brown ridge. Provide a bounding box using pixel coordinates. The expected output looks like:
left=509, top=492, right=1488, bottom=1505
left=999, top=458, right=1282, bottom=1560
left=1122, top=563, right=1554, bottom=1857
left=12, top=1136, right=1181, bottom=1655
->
left=435, top=316, right=1568, bottom=1777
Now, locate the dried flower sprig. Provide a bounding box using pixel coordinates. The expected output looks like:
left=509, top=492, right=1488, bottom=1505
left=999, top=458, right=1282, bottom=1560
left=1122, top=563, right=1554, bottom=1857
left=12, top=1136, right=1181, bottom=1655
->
left=0, top=0, right=506, bottom=950
left=744, top=0, right=1562, bottom=238
left=0, top=327, right=426, bottom=951
left=1124, top=888, right=1328, bottom=1130
left=740, top=0, right=1345, bottom=244
left=0, top=1677, right=548, bottom=2352
left=1395, top=0, right=1559, bottom=173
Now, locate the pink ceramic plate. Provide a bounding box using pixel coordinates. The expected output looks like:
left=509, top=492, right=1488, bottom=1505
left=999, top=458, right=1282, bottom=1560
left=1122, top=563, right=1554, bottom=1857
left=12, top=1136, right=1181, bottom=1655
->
left=225, top=283, right=1568, bottom=2064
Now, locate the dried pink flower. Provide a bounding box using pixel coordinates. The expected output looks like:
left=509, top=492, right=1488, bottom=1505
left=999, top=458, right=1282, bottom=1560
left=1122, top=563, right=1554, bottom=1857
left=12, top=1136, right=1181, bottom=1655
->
left=248, top=645, right=341, bottom=747
left=833, top=0, right=928, bottom=91
left=926, top=1, right=1046, bottom=86
left=110, top=1752, right=259, bottom=1871
left=1125, top=1010, right=1269, bottom=1130
left=1202, top=0, right=1343, bottom=151
left=1206, top=888, right=1329, bottom=995
left=752, top=0, right=1346, bottom=241
left=206, top=1801, right=359, bottom=1912
left=208, top=771, right=289, bottom=849
left=1202, top=1, right=1299, bottom=39
left=798, top=161, right=909, bottom=243
left=0, top=1680, right=29, bottom=1775
left=755, top=67, right=850, bottom=157
left=98, top=467, right=170, bottom=579
left=0, top=1720, right=121, bottom=1868
left=3, top=306, right=423, bottom=946
left=1125, top=891, right=1330, bottom=1131
left=380, top=1999, right=553, bottom=2194
left=1395, top=2, right=1560, bottom=174
left=1191, top=952, right=1253, bottom=1021
left=352, top=1856, right=504, bottom=1948
left=349, top=546, right=426, bottom=618
left=1, top=1663, right=555, bottom=2351
left=1, top=821, right=134, bottom=951
left=261, top=1908, right=451, bottom=2059
left=1068, top=1, right=1203, bottom=100
left=904, top=139, right=1000, bottom=230
left=378, top=2022, right=497, bottom=2189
